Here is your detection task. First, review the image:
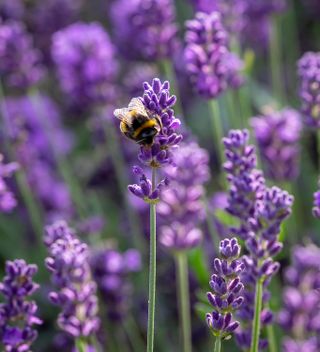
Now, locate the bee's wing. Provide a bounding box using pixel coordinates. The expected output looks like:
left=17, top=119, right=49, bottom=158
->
left=128, top=97, right=147, bottom=115
left=114, top=108, right=130, bottom=121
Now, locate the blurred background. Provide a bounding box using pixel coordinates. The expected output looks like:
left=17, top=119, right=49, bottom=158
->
left=0, top=0, right=320, bottom=351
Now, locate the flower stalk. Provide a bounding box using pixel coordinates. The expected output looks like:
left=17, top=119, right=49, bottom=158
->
left=214, top=336, right=221, bottom=352
left=175, top=251, right=192, bottom=352
left=250, top=277, right=264, bottom=352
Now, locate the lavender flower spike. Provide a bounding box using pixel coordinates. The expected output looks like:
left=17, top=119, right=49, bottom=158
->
left=312, top=179, right=320, bottom=218
left=0, top=259, right=42, bottom=352
left=0, top=154, right=19, bottom=213
left=297, top=52, right=320, bottom=128
left=206, top=238, right=244, bottom=339
left=183, top=12, right=244, bottom=99
left=45, top=221, right=100, bottom=340
left=251, top=108, right=302, bottom=182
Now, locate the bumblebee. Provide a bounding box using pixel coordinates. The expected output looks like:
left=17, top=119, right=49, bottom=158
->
left=114, top=98, right=162, bottom=146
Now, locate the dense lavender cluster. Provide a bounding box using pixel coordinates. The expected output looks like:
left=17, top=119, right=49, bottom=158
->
left=0, top=259, right=42, bottom=351
left=91, top=248, right=141, bottom=322
left=0, top=0, right=25, bottom=21
left=298, top=52, right=320, bottom=128
left=0, top=154, right=18, bottom=213
left=127, top=78, right=182, bottom=202
left=4, top=95, right=73, bottom=220
left=52, top=22, right=118, bottom=113
left=111, top=0, right=178, bottom=61
left=183, top=12, right=243, bottom=99
left=0, top=20, right=44, bottom=89
left=45, top=221, right=100, bottom=339
left=206, top=238, right=244, bottom=339
left=159, top=141, right=210, bottom=250
left=223, top=129, right=293, bottom=350
left=279, top=243, right=320, bottom=351
left=251, top=108, right=302, bottom=182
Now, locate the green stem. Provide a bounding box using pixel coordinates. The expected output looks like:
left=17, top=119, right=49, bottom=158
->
left=147, top=167, right=157, bottom=352
left=226, top=90, right=238, bottom=129
left=124, top=317, right=145, bottom=352
left=208, top=99, right=225, bottom=182
left=214, top=336, right=221, bottom=352
left=267, top=324, right=277, bottom=352
left=104, top=122, right=145, bottom=254
left=75, top=338, right=87, bottom=352
left=269, top=16, right=285, bottom=106
left=250, top=278, right=264, bottom=352
left=175, top=251, right=192, bottom=352
left=0, top=80, right=43, bottom=245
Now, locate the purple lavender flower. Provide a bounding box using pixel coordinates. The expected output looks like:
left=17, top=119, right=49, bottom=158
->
left=45, top=221, right=100, bottom=339
left=313, top=180, right=320, bottom=218
left=251, top=108, right=302, bottom=182
left=223, top=129, right=265, bottom=239
left=279, top=243, right=320, bottom=351
left=0, top=259, right=42, bottom=352
left=206, top=238, right=244, bottom=338
left=0, top=154, right=19, bottom=213
left=223, top=129, right=293, bottom=350
left=297, top=52, right=320, bottom=128
left=4, top=95, right=73, bottom=220
left=158, top=141, right=210, bottom=250
left=123, top=78, right=182, bottom=202
left=52, top=22, right=118, bottom=113
left=110, top=0, right=178, bottom=61
left=91, top=248, right=141, bottom=322
left=0, top=20, right=44, bottom=89
left=183, top=12, right=244, bottom=99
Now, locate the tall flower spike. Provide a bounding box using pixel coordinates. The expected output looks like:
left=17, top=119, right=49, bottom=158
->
left=0, top=154, right=19, bottom=213
left=206, top=238, right=244, bottom=340
left=183, top=12, right=244, bottom=99
left=110, top=0, right=178, bottom=61
left=278, top=243, right=320, bottom=352
left=159, top=141, right=210, bottom=250
left=251, top=108, right=302, bottom=182
left=52, top=22, right=118, bottom=113
left=45, top=221, right=100, bottom=340
left=0, top=259, right=42, bottom=352
left=0, top=20, right=44, bottom=90
left=297, top=52, right=320, bottom=128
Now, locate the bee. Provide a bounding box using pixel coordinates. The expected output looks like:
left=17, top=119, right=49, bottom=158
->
left=114, top=98, right=162, bottom=146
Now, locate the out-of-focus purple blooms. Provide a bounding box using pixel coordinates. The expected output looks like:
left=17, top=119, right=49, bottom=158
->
left=0, top=154, right=19, bottom=213
left=52, top=22, right=118, bottom=113
left=190, top=0, right=246, bottom=34
left=110, top=0, right=178, bottom=61
left=4, top=95, right=73, bottom=220
left=123, top=64, right=158, bottom=97
left=223, top=129, right=265, bottom=239
left=0, top=21, right=44, bottom=89
left=183, top=12, right=244, bottom=99
left=128, top=166, right=169, bottom=203
left=77, top=216, right=106, bottom=236
left=45, top=221, right=100, bottom=339
left=158, top=141, right=209, bottom=250
left=0, top=259, right=42, bottom=351
left=207, top=192, right=230, bottom=240
left=279, top=243, right=320, bottom=351
left=91, top=248, right=141, bottom=322
left=251, top=108, right=302, bottom=182
left=30, top=0, right=83, bottom=61
left=297, top=52, right=320, bottom=128
left=313, top=180, right=320, bottom=218
left=0, top=0, right=24, bottom=21
left=206, top=238, right=244, bottom=338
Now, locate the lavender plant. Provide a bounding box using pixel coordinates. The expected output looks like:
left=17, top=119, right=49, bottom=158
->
left=0, top=154, right=18, bottom=213
left=44, top=221, right=100, bottom=350
left=206, top=238, right=245, bottom=352
left=223, top=129, right=293, bottom=351
left=114, top=78, right=182, bottom=352
left=0, top=259, right=42, bottom=351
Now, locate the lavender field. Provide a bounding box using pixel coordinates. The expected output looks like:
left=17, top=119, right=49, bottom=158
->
left=0, top=0, right=319, bottom=351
